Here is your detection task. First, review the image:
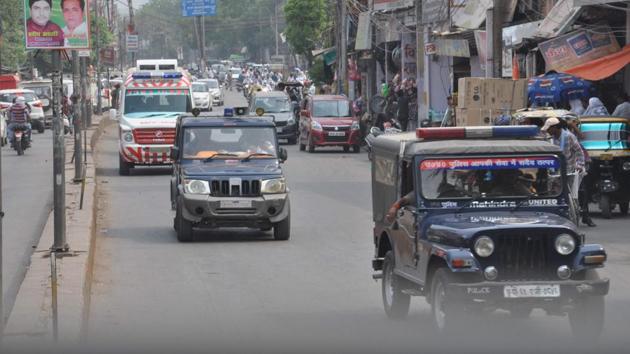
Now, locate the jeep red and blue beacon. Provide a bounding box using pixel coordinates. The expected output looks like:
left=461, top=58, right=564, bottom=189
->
left=370, top=125, right=609, bottom=338
left=117, top=62, right=194, bottom=175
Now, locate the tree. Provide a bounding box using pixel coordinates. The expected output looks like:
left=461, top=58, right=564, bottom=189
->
left=0, top=0, right=27, bottom=72
left=283, top=0, right=330, bottom=65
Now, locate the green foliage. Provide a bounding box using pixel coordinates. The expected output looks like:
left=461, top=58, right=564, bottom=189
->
left=0, top=0, right=27, bottom=71
left=90, top=15, right=115, bottom=63
left=308, top=56, right=332, bottom=85
left=283, top=0, right=329, bottom=64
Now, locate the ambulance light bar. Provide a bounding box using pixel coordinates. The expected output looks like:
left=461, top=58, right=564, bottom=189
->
left=131, top=71, right=183, bottom=79
left=416, top=126, right=540, bottom=140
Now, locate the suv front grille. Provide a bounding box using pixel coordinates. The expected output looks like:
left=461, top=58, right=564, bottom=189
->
left=211, top=179, right=261, bottom=197
left=133, top=128, right=175, bottom=145
left=323, top=125, right=350, bottom=131
left=479, top=230, right=573, bottom=281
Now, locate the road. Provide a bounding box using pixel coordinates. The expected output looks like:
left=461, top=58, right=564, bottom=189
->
left=1, top=130, right=53, bottom=321
left=85, top=91, right=630, bottom=353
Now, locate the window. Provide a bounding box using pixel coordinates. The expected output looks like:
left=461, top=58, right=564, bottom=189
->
left=312, top=100, right=351, bottom=117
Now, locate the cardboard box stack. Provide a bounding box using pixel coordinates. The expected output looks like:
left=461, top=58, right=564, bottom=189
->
left=456, top=77, right=528, bottom=126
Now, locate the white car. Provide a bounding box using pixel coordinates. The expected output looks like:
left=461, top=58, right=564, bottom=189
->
left=197, top=78, right=224, bottom=106
left=191, top=82, right=212, bottom=111
left=0, top=89, right=46, bottom=133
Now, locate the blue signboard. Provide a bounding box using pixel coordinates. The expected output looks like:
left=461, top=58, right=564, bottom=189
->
left=181, top=0, right=216, bottom=17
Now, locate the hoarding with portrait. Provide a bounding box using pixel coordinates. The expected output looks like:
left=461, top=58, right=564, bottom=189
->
left=24, top=0, right=91, bottom=49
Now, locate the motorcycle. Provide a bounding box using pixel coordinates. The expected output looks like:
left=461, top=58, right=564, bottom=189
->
left=365, top=124, right=402, bottom=161
left=12, top=124, right=31, bottom=155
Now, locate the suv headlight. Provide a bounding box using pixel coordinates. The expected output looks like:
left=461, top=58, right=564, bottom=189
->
left=122, top=130, right=134, bottom=143
left=555, top=234, right=576, bottom=255
left=351, top=121, right=360, bottom=130
left=623, top=161, right=630, bottom=171
left=184, top=180, right=211, bottom=194
left=311, top=121, right=322, bottom=131
left=474, top=236, right=494, bottom=257
left=287, top=117, right=296, bottom=125
left=261, top=178, right=286, bottom=194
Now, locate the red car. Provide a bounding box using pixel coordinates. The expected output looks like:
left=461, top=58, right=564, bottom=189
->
left=299, top=95, right=361, bottom=153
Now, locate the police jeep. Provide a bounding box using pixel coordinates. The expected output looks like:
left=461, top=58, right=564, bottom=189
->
left=370, top=126, right=609, bottom=337
left=170, top=108, right=290, bottom=242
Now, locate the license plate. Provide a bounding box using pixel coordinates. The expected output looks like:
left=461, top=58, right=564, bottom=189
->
left=220, top=200, right=252, bottom=209
left=599, top=153, right=613, bottom=161
left=503, top=284, right=560, bottom=298
left=328, top=131, right=345, bottom=137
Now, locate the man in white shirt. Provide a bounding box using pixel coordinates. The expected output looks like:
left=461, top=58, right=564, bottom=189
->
left=61, top=0, right=87, bottom=46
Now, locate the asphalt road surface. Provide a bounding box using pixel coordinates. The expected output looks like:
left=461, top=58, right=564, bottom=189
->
left=85, top=91, right=630, bottom=353
left=1, top=130, right=53, bottom=321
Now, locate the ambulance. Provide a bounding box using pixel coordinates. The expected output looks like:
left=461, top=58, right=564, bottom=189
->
left=117, top=60, right=194, bottom=175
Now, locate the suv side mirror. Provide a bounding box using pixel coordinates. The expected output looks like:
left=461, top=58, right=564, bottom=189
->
left=170, top=146, right=180, bottom=161
left=301, top=110, right=310, bottom=118
left=278, top=148, right=288, bottom=162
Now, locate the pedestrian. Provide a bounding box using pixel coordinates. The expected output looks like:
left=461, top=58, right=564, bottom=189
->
left=569, top=98, right=585, bottom=116
left=612, top=94, right=630, bottom=118
left=541, top=118, right=590, bottom=225
left=111, top=83, right=121, bottom=109
left=7, top=97, right=32, bottom=146
left=396, top=89, right=409, bottom=131
left=583, top=97, right=610, bottom=116
left=565, top=117, right=596, bottom=227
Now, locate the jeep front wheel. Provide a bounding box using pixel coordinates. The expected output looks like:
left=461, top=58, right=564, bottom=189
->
left=382, top=251, right=410, bottom=319
left=569, top=270, right=605, bottom=341
left=430, top=268, right=465, bottom=334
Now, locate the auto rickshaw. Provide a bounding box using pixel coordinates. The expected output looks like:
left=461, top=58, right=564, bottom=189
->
left=580, top=116, right=630, bottom=218
left=512, top=107, right=575, bottom=127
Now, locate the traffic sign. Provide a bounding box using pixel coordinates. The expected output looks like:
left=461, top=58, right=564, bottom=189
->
left=127, top=34, right=139, bottom=52
left=181, top=0, right=216, bottom=17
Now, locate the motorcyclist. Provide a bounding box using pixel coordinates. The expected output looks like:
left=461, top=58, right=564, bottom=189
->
left=7, top=96, right=32, bottom=146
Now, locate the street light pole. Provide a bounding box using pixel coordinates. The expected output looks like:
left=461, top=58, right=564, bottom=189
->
left=51, top=50, right=67, bottom=252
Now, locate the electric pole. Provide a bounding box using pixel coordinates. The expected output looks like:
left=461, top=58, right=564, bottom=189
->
left=96, top=2, right=102, bottom=114
left=51, top=50, right=67, bottom=252
left=336, top=0, right=347, bottom=94
left=487, top=0, right=503, bottom=78
left=127, top=0, right=135, bottom=66
left=72, top=51, right=83, bottom=182
left=274, top=0, right=279, bottom=56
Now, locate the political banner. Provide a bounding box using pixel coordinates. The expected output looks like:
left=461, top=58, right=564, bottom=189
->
left=24, top=0, right=91, bottom=49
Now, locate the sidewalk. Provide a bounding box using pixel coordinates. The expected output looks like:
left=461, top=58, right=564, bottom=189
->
left=3, top=115, right=107, bottom=349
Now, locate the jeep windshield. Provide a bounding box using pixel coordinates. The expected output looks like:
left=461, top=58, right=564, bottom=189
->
left=124, top=90, right=191, bottom=116
left=183, top=127, right=277, bottom=159
left=253, top=97, right=291, bottom=113
left=581, top=122, right=630, bottom=150
left=313, top=100, right=351, bottom=117
left=419, top=156, right=562, bottom=200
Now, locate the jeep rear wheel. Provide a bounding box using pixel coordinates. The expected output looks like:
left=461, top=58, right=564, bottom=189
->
left=430, top=268, right=465, bottom=334
left=569, top=270, right=605, bottom=341
left=381, top=251, right=410, bottom=319
left=176, top=203, right=194, bottom=242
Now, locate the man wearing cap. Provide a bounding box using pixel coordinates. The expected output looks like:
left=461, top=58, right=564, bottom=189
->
left=7, top=97, right=32, bottom=146
left=26, top=0, right=64, bottom=47
left=542, top=117, right=593, bottom=225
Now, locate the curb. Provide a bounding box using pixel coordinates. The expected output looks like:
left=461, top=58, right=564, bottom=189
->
left=3, top=116, right=107, bottom=348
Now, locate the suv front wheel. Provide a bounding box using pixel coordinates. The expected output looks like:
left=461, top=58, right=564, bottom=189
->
left=430, top=267, right=465, bottom=334
left=273, top=210, right=290, bottom=241
left=382, top=251, right=410, bottom=319
left=175, top=203, right=194, bottom=242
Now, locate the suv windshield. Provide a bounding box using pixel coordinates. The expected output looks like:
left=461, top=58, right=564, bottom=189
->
left=254, top=97, right=291, bottom=113
left=581, top=122, right=630, bottom=150
left=420, top=156, right=562, bottom=199
left=313, top=100, right=351, bottom=117
left=183, top=127, right=277, bottom=159
left=205, top=80, right=219, bottom=89
left=124, top=89, right=191, bottom=115
left=0, top=92, right=39, bottom=103
left=26, top=86, right=51, bottom=98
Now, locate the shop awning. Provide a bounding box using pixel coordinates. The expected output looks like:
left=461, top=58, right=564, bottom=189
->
left=564, top=44, right=630, bottom=81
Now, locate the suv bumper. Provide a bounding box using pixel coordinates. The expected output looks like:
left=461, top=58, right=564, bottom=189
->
left=120, top=143, right=173, bottom=165
left=179, top=193, right=289, bottom=228
left=446, top=278, right=610, bottom=301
